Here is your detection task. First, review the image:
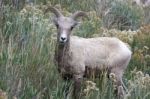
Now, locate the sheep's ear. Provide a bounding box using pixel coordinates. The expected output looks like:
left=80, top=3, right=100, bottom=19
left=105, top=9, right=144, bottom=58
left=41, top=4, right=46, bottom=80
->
left=71, top=11, right=89, bottom=20
left=71, top=21, right=81, bottom=29
left=45, top=6, right=63, bottom=18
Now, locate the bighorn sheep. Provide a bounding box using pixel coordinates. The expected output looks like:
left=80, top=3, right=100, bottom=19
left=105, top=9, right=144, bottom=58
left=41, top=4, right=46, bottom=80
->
left=45, top=7, right=132, bottom=99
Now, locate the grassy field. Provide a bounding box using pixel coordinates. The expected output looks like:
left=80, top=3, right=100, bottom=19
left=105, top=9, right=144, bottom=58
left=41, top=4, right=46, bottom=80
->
left=0, top=0, right=150, bottom=99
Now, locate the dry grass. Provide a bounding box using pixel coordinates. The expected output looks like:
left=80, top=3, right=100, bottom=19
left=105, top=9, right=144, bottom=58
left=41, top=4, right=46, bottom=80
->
left=0, top=1, right=150, bottom=99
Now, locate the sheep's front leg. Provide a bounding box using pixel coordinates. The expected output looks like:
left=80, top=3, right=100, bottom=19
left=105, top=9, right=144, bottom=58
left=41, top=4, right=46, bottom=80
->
left=63, top=79, right=71, bottom=99
left=62, top=74, right=73, bottom=99
left=73, top=74, right=83, bottom=99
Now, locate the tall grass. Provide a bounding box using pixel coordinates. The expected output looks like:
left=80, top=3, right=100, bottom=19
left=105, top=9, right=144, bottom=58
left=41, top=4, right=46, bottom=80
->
left=0, top=0, right=150, bottom=99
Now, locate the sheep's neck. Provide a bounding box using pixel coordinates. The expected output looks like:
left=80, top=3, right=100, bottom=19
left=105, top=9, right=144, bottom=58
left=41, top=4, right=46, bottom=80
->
left=55, top=41, right=70, bottom=63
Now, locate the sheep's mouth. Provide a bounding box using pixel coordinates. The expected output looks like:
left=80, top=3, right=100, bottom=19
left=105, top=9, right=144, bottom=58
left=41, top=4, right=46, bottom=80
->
left=59, top=39, right=68, bottom=44
left=59, top=41, right=67, bottom=44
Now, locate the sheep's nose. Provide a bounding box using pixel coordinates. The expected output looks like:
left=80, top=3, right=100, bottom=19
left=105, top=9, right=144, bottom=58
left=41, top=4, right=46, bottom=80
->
left=61, top=37, right=66, bottom=41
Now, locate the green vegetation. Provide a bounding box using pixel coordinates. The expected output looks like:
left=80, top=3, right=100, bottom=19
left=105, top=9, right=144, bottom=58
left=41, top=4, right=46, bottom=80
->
left=0, top=0, right=150, bottom=99
left=102, top=0, right=142, bottom=30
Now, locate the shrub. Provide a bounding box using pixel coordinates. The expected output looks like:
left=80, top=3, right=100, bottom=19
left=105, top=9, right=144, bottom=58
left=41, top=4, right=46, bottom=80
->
left=101, top=0, right=142, bottom=30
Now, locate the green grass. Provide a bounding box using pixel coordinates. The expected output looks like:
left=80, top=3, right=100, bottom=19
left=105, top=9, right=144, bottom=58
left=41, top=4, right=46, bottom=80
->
left=0, top=0, right=150, bottom=99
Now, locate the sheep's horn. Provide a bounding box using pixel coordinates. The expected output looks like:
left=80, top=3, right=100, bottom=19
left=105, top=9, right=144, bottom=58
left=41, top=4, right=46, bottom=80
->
left=45, top=6, right=63, bottom=18
left=71, top=11, right=88, bottom=20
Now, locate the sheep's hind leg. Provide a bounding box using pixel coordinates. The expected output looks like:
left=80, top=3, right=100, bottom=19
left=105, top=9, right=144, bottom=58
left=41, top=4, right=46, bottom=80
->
left=110, top=69, right=125, bottom=99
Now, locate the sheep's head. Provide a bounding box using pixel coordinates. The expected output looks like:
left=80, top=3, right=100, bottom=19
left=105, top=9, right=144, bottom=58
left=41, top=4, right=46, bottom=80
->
left=45, top=7, right=88, bottom=44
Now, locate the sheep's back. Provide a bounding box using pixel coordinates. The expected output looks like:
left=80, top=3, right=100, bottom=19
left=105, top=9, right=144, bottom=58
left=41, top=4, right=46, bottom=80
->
left=70, top=36, right=131, bottom=70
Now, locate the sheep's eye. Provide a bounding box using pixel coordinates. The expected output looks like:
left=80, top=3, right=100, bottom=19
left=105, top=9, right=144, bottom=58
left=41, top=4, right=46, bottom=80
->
left=70, top=26, right=74, bottom=30
left=55, top=24, right=59, bottom=28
